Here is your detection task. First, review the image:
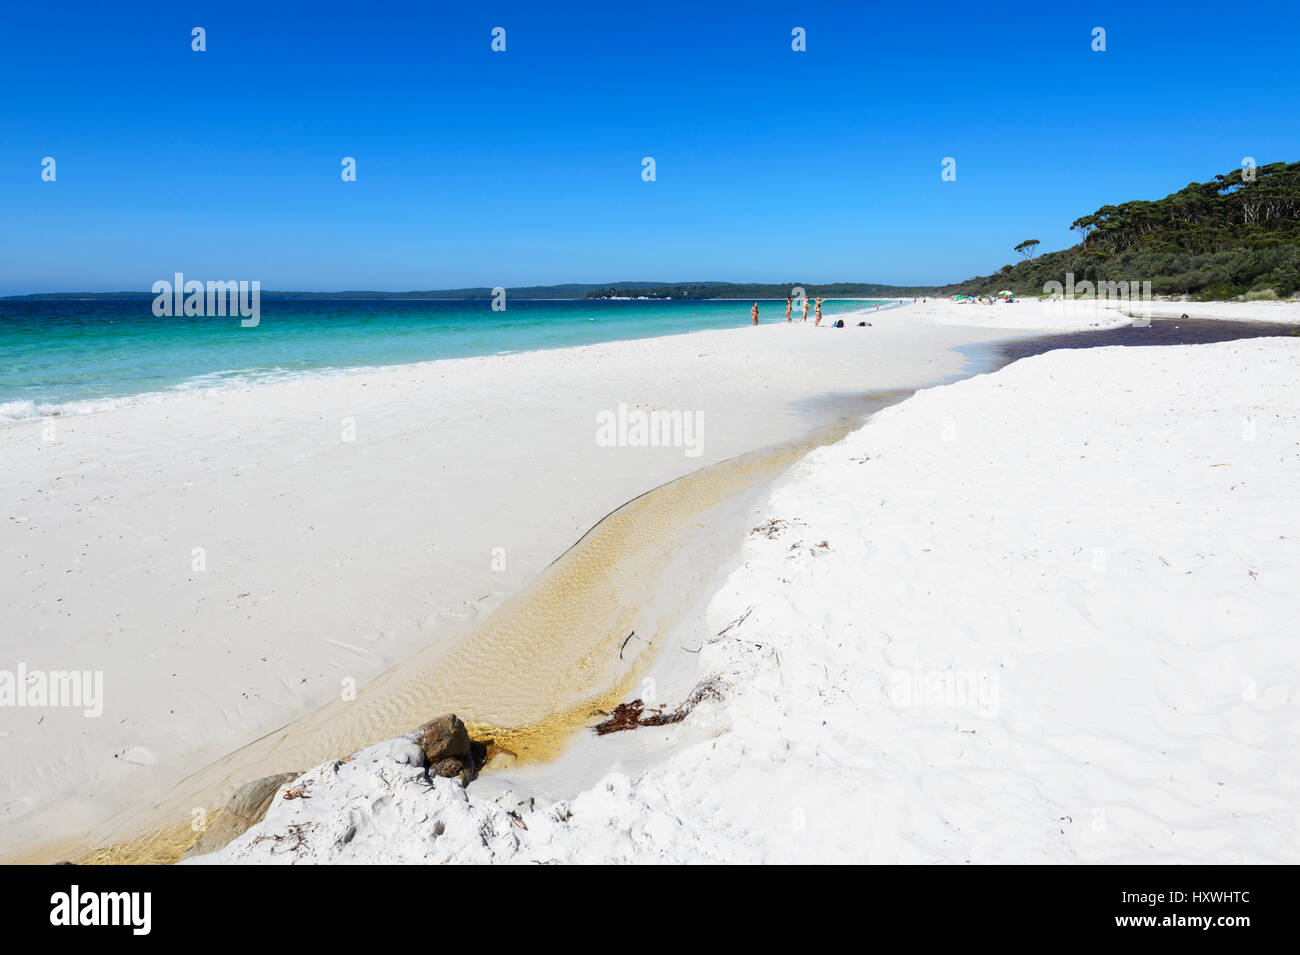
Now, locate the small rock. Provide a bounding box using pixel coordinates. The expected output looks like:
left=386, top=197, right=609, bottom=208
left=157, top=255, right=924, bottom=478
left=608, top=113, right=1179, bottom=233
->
left=430, top=757, right=468, bottom=779
left=410, top=714, right=471, bottom=764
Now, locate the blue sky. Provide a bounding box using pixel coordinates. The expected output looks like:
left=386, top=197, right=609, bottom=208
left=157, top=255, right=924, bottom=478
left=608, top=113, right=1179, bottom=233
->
left=1, top=1, right=1296, bottom=294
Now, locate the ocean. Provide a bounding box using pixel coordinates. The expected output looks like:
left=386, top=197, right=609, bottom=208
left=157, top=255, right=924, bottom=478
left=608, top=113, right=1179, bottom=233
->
left=0, top=298, right=894, bottom=420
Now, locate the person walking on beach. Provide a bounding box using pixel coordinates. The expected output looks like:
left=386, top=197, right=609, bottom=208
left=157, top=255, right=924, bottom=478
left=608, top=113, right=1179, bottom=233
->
left=800, top=298, right=809, bottom=322
left=814, top=297, right=824, bottom=326
left=785, top=296, right=792, bottom=322
left=751, top=302, right=759, bottom=326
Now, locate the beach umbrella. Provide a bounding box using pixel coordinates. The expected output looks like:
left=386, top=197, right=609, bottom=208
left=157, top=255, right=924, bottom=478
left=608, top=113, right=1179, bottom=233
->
left=997, top=290, right=1013, bottom=296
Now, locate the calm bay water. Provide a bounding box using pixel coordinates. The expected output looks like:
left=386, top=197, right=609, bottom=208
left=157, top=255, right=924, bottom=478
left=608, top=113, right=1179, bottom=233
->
left=0, top=298, right=892, bottom=419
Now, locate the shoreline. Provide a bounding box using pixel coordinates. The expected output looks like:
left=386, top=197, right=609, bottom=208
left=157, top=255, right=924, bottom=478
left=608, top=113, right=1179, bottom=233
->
left=0, top=298, right=899, bottom=425
left=5, top=296, right=1289, bottom=426
left=7, top=300, right=1289, bottom=867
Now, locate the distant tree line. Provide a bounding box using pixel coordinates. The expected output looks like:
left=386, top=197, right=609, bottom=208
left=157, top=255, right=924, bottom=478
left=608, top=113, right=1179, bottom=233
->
left=944, top=161, right=1300, bottom=300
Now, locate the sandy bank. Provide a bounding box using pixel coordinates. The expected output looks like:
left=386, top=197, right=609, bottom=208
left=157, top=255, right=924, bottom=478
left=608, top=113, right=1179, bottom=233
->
left=10, top=298, right=1292, bottom=861
left=2, top=304, right=1023, bottom=859
left=199, top=335, right=1300, bottom=864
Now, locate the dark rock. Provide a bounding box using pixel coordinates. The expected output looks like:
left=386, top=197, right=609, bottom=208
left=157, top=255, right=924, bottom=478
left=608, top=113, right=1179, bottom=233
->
left=430, top=757, right=468, bottom=778
left=411, top=714, right=471, bottom=764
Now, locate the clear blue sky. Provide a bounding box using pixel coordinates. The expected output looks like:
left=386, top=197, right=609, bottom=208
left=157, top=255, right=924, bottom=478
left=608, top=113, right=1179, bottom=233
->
left=1, top=1, right=1296, bottom=294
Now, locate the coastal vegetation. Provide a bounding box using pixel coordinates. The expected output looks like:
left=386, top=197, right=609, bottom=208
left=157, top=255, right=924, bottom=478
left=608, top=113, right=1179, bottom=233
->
left=946, top=161, right=1300, bottom=300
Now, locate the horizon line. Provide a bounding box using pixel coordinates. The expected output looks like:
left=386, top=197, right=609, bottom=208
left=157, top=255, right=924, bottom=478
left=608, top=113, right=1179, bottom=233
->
left=1, top=279, right=948, bottom=300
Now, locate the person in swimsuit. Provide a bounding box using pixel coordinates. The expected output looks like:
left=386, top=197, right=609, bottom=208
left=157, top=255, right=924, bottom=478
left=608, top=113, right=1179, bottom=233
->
left=800, top=298, right=809, bottom=322
left=814, top=298, right=824, bottom=326
left=751, top=302, right=759, bottom=325
left=785, top=297, right=792, bottom=322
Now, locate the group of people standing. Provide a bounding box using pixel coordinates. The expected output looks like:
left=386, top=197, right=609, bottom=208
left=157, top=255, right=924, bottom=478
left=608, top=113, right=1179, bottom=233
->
left=750, top=296, right=824, bottom=326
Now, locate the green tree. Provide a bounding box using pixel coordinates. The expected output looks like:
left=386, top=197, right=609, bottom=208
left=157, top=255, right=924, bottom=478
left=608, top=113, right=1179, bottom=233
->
left=1014, top=239, right=1041, bottom=260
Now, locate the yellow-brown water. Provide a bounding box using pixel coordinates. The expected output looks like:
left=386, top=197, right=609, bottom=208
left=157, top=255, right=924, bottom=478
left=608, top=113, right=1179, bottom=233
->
left=23, top=400, right=903, bottom=866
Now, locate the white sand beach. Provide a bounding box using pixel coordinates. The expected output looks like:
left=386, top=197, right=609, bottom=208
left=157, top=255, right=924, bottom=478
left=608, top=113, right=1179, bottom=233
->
left=4, top=298, right=1297, bottom=862
left=197, top=331, right=1300, bottom=865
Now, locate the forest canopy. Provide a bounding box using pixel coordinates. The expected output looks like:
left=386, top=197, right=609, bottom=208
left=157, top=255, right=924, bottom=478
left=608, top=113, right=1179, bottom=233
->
left=943, top=161, right=1300, bottom=300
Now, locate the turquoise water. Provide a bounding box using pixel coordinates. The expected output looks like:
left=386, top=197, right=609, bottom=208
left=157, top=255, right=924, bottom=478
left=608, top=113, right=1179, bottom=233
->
left=0, top=298, right=893, bottom=419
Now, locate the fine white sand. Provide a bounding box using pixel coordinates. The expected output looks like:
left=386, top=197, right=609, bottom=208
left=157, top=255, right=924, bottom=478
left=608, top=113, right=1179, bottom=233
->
left=910, top=296, right=1131, bottom=330
left=912, top=295, right=1300, bottom=330
left=1138, top=300, right=1300, bottom=322
left=0, top=301, right=1017, bottom=859
left=200, top=334, right=1300, bottom=864
left=5, top=297, right=1296, bottom=861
